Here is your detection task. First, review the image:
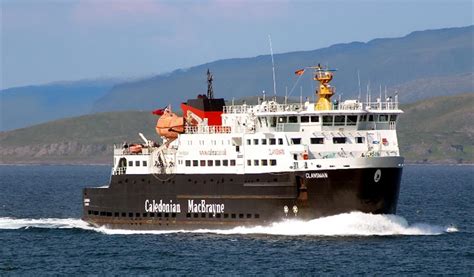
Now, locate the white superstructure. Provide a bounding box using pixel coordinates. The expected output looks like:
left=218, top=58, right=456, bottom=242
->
left=112, top=96, right=403, bottom=176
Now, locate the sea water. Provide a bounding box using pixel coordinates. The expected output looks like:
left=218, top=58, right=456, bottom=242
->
left=0, top=165, right=472, bottom=274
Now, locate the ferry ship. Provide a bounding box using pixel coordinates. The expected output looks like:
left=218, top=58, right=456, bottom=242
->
left=83, top=66, right=404, bottom=230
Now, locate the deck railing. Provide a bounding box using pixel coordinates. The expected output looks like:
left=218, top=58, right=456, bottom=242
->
left=223, top=100, right=399, bottom=114
left=185, top=125, right=232, bottom=134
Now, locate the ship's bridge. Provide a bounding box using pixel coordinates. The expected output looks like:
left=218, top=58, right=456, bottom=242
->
left=221, top=97, right=402, bottom=134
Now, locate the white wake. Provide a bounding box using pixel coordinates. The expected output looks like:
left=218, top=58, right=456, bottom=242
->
left=0, top=212, right=458, bottom=237
left=0, top=217, right=95, bottom=231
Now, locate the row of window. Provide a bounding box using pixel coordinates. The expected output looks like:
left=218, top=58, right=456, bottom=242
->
left=287, top=136, right=365, bottom=145
left=184, top=159, right=236, bottom=167
left=128, top=160, right=147, bottom=167
left=273, top=115, right=320, bottom=125
left=246, top=138, right=284, bottom=145
left=88, top=210, right=260, bottom=219
left=246, top=159, right=278, bottom=166
left=360, top=114, right=397, bottom=122
left=309, top=137, right=365, bottom=144
left=266, top=114, right=397, bottom=127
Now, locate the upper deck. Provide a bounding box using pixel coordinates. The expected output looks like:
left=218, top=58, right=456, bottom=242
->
left=223, top=98, right=401, bottom=115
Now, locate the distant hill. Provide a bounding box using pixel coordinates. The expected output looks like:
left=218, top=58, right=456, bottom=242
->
left=0, top=79, right=123, bottom=131
left=92, top=26, right=473, bottom=112
left=2, top=26, right=472, bottom=132
left=0, top=93, right=472, bottom=164
left=0, top=111, right=157, bottom=164
left=398, top=93, right=473, bottom=163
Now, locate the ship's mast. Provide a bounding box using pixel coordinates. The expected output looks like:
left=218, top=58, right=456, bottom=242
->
left=207, top=69, right=214, bottom=99
left=313, top=64, right=336, bottom=110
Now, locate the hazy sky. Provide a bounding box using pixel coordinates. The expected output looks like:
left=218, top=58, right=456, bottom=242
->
left=1, top=0, right=472, bottom=89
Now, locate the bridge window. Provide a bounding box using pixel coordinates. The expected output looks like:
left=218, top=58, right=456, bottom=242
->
left=333, top=137, right=347, bottom=144
left=390, top=115, right=397, bottom=121
left=300, top=116, right=309, bottom=123
left=347, top=115, right=357, bottom=126
left=185, top=160, right=191, bottom=167
left=311, top=116, right=319, bottom=122
left=269, top=138, right=276, bottom=145
left=379, top=114, right=389, bottom=122
left=291, top=138, right=301, bottom=145
left=288, top=116, right=298, bottom=123
left=334, top=115, right=345, bottom=126
left=270, top=117, right=277, bottom=127
left=323, top=116, right=333, bottom=126
left=311, top=137, right=324, bottom=144
left=356, top=137, right=365, bottom=143
left=360, top=115, right=367, bottom=122
left=368, top=115, right=375, bottom=122
left=278, top=116, right=287, bottom=123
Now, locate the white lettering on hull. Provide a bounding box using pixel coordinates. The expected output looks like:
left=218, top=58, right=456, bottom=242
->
left=188, top=200, right=225, bottom=214
left=305, top=172, right=328, bottom=179
left=144, top=199, right=225, bottom=214
left=144, top=199, right=181, bottom=213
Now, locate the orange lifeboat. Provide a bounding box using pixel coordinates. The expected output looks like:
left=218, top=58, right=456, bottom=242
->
left=154, top=109, right=184, bottom=139
left=129, top=144, right=143, bottom=154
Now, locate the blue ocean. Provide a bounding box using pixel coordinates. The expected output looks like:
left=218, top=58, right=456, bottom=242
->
left=0, top=165, right=472, bottom=275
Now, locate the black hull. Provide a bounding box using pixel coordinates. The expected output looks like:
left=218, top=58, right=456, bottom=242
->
left=82, top=167, right=402, bottom=230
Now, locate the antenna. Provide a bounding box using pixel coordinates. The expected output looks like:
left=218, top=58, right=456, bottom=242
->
left=367, top=81, right=371, bottom=104
left=268, top=35, right=277, bottom=96
left=379, top=84, right=382, bottom=101
left=357, top=70, right=361, bottom=101
left=300, top=86, right=303, bottom=106
left=206, top=69, right=214, bottom=99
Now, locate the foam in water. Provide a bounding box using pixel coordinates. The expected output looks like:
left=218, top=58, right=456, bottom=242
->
left=0, top=212, right=458, bottom=236
left=0, top=217, right=95, bottom=231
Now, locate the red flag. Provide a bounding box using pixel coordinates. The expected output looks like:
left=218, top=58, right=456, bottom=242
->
left=152, top=108, right=165, bottom=116
left=152, top=105, right=170, bottom=116
left=295, top=69, right=305, bottom=76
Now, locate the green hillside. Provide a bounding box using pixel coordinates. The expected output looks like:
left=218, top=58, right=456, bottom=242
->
left=398, top=93, right=473, bottom=163
left=0, top=94, right=472, bottom=164
left=0, top=111, right=159, bottom=164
